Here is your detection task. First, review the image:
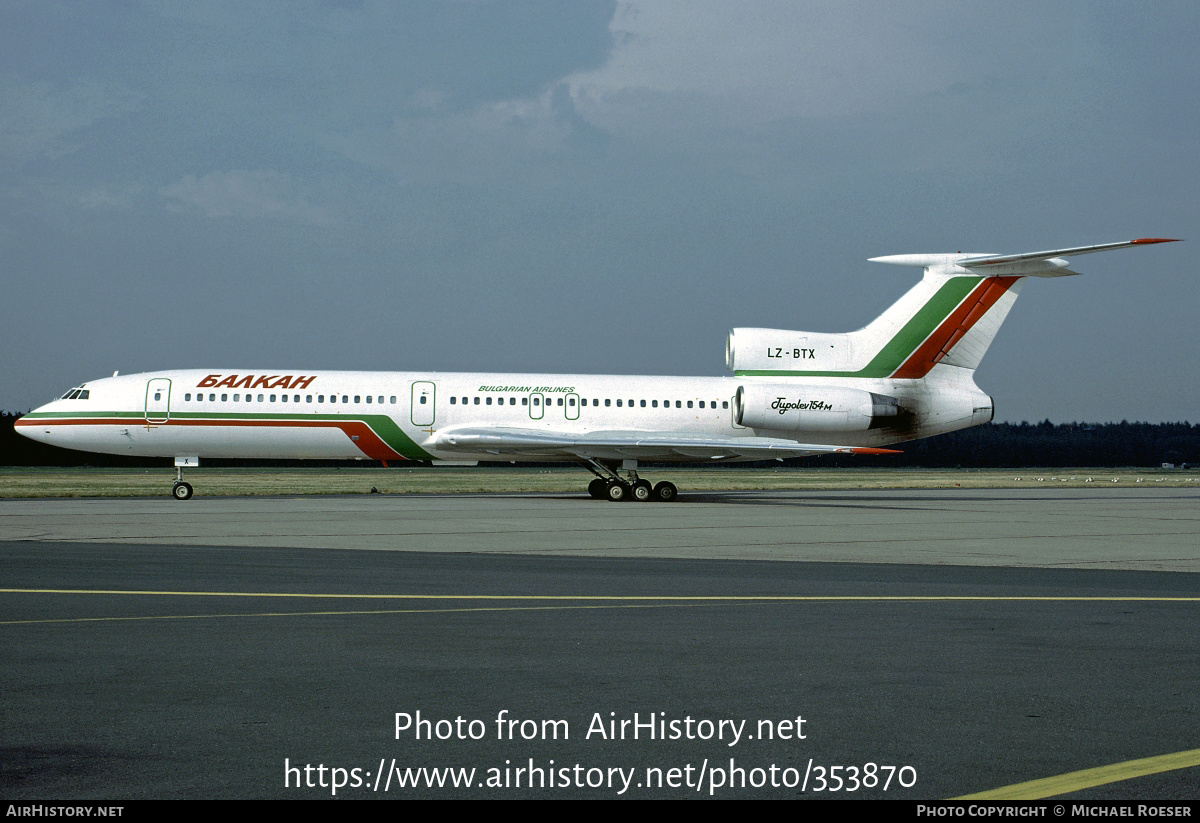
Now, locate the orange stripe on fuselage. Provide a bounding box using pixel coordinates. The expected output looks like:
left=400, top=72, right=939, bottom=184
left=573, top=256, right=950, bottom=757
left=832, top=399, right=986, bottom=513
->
left=14, top=417, right=408, bottom=461
left=891, top=276, right=1019, bottom=379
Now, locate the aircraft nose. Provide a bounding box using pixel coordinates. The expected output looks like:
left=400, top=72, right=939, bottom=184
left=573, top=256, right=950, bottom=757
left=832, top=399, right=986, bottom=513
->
left=13, top=406, right=51, bottom=444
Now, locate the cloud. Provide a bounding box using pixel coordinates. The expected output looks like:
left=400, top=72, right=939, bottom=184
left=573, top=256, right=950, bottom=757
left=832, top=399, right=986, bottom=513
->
left=78, top=185, right=144, bottom=210
left=160, top=170, right=332, bottom=225
left=561, top=1, right=1093, bottom=140
left=0, top=78, right=142, bottom=160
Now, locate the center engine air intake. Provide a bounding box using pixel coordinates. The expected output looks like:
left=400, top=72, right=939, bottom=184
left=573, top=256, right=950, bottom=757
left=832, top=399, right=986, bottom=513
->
left=735, top=384, right=900, bottom=432
left=726, top=328, right=857, bottom=373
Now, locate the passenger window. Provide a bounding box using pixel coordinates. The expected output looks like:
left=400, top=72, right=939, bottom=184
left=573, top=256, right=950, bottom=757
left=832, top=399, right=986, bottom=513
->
left=510, top=398, right=516, bottom=405
left=486, top=397, right=492, bottom=405
left=185, top=393, right=191, bottom=401
left=522, top=397, right=528, bottom=405
left=675, top=401, right=681, bottom=408
left=342, top=396, right=349, bottom=403
left=154, top=392, right=161, bottom=401
left=270, top=394, right=276, bottom=402
left=723, top=401, right=728, bottom=409
left=366, top=396, right=372, bottom=403
left=221, top=394, right=228, bottom=402
left=390, top=396, right=397, bottom=404
left=687, top=401, right=693, bottom=408
left=306, top=395, right=312, bottom=403
left=698, top=401, right=704, bottom=408
left=605, top=399, right=611, bottom=407
left=616, top=399, right=622, bottom=407
left=474, top=397, right=480, bottom=405
left=532, top=397, right=539, bottom=406
left=355, top=396, right=361, bottom=403
left=568, top=398, right=575, bottom=406
left=258, top=394, right=264, bottom=402
left=450, top=397, right=456, bottom=404
left=282, top=394, right=288, bottom=402
left=318, top=395, right=324, bottom=403
left=557, top=398, right=563, bottom=406
left=640, top=399, right=646, bottom=407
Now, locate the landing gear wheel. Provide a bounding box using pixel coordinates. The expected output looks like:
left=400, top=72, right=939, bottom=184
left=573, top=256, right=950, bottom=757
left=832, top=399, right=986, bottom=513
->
left=172, top=482, right=193, bottom=501
left=588, top=478, right=607, bottom=499
left=631, top=480, right=653, bottom=502
left=652, top=481, right=678, bottom=502
left=606, top=481, right=629, bottom=502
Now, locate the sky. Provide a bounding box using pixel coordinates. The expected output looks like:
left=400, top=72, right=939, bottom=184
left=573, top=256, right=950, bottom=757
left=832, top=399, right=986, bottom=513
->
left=2, top=1, right=1196, bottom=422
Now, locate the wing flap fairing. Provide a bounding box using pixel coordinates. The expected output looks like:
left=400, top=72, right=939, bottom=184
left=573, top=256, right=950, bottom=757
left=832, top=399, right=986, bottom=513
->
left=434, top=427, right=899, bottom=461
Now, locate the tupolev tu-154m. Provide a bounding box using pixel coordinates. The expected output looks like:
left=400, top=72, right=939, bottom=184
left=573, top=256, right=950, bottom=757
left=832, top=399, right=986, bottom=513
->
left=16, top=238, right=1177, bottom=501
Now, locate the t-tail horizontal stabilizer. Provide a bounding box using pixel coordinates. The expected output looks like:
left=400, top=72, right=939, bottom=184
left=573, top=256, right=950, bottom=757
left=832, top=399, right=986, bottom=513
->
left=870, top=237, right=1179, bottom=278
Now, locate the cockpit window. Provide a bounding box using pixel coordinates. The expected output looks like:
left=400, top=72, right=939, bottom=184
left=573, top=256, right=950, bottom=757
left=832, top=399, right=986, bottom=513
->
left=60, top=387, right=89, bottom=400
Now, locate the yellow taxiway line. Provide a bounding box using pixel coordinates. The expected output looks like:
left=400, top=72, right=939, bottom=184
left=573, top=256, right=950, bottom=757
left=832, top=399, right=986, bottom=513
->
left=955, top=748, right=1200, bottom=799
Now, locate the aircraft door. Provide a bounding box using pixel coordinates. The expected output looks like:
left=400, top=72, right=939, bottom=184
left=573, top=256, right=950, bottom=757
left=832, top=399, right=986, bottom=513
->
left=529, top=393, right=544, bottom=420
left=565, top=393, right=579, bottom=420
left=411, top=381, right=436, bottom=426
left=145, top=378, right=172, bottom=424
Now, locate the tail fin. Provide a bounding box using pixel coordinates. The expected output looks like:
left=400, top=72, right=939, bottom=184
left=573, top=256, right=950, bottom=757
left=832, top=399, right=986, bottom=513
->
left=853, top=268, right=1025, bottom=379
left=728, top=238, right=1177, bottom=380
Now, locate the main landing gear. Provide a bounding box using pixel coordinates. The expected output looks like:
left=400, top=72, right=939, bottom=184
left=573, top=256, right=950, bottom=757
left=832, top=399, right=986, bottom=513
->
left=582, top=459, right=677, bottom=502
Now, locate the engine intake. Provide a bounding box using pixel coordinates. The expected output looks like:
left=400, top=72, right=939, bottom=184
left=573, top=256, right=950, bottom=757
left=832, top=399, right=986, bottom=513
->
left=726, top=328, right=857, bottom=373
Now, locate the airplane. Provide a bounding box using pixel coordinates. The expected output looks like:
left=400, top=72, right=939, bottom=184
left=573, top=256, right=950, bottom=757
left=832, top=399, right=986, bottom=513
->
left=15, top=238, right=1177, bottom=502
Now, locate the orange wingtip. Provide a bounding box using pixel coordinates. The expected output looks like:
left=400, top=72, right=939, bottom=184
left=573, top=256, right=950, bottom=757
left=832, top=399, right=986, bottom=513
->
left=847, top=447, right=903, bottom=455
left=1132, top=237, right=1181, bottom=244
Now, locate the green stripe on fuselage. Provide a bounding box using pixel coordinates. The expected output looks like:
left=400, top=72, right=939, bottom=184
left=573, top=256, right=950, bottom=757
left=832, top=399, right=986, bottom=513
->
left=19, top=411, right=434, bottom=461
left=734, top=276, right=981, bottom=379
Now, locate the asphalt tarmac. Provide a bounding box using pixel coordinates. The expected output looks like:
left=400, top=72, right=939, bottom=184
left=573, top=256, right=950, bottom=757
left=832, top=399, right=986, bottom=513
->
left=1, top=489, right=1198, bottom=799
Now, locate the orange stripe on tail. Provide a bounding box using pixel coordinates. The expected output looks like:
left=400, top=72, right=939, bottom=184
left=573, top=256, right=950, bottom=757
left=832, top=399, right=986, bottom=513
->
left=891, top=276, right=1019, bottom=379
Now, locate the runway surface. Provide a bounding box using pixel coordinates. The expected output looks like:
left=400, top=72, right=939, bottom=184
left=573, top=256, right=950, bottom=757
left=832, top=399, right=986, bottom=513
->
left=2, top=487, right=1198, bottom=570
left=2, top=489, right=1198, bottom=799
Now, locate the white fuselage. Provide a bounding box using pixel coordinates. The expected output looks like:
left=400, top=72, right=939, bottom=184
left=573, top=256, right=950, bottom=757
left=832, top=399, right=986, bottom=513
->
left=15, top=368, right=991, bottom=464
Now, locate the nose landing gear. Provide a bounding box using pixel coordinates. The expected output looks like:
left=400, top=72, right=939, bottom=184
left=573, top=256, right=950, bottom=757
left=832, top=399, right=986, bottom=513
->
left=172, top=457, right=198, bottom=500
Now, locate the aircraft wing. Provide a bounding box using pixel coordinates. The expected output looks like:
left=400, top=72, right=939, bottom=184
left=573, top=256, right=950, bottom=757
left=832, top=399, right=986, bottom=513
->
left=433, top=427, right=900, bottom=461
